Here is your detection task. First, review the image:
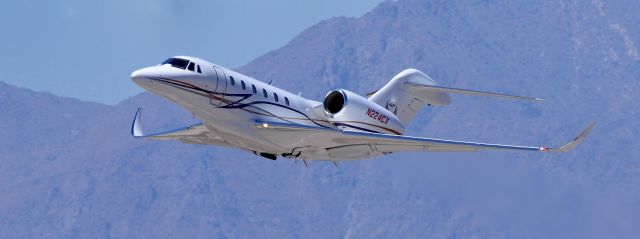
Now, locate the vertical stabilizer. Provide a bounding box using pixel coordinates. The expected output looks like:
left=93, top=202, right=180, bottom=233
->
left=369, top=69, right=450, bottom=125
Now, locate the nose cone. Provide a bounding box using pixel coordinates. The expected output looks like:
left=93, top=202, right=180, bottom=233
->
left=130, top=69, right=143, bottom=81
left=131, top=67, right=157, bottom=87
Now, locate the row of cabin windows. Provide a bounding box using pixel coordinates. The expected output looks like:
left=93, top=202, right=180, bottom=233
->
left=229, top=76, right=289, bottom=106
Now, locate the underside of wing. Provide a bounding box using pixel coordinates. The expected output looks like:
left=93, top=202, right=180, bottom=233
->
left=131, top=108, right=229, bottom=146
left=254, top=120, right=594, bottom=159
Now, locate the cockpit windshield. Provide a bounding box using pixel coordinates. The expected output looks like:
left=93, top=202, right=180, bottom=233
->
left=161, top=58, right=190, bottom=70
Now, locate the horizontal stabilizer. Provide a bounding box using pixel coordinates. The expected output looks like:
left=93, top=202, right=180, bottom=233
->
left=405, top=82, right=543, bottom=102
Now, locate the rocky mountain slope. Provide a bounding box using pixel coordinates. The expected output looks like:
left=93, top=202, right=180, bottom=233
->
left=1, top=0, right=639, bottom=238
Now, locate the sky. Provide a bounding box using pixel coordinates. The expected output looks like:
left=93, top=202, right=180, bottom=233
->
left=0, top=0, right=384, bottom=104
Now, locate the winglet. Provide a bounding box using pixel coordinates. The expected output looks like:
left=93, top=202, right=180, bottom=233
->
left=541, top=122, right=595, bottom=152
left=131, top=107, right=144, bottom=137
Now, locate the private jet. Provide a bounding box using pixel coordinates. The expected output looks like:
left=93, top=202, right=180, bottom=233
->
left=131, top=56, right=593, bottom=165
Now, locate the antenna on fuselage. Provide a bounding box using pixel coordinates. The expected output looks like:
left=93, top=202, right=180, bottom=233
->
left=268, top=80, right=273, bottom=85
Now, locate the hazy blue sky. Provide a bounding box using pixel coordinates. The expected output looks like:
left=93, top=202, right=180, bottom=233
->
left=0, top=0, right=383, bottom=104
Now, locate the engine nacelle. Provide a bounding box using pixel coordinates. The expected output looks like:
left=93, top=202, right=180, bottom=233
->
left=323, top=89, right=405, bottom=135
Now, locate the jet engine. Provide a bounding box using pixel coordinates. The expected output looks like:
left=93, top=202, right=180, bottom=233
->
left=322, top=89, right=405, bottom=135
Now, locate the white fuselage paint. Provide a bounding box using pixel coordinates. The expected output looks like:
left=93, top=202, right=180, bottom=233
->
left=131, top=56, right=402, bottom=160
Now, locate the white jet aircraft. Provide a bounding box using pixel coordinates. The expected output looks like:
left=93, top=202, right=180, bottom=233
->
left=131, top=56, right=593, bottom=165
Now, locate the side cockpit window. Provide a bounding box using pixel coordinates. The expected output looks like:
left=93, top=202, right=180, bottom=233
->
left=162, top=58, right=202, bottom=74
left=161, top=58, right=189, bottom=70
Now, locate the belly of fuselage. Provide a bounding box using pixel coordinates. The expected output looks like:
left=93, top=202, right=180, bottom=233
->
left=163, top=87, right=295, bottom=154
left=147, top=77, right=345, bottom=160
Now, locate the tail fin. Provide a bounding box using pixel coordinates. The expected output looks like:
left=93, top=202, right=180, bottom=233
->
left=369, top=69, right=540, bottom=126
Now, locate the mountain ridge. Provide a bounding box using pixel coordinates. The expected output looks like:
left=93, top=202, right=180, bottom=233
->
left=1, top=0, right=639, bottom=238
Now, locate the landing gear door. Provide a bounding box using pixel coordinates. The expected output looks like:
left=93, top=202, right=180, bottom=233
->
left=210, top=66, right=227, bottom=106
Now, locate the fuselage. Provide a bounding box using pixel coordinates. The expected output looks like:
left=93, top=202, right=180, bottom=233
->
left=131, top=56, right=403, bottom=160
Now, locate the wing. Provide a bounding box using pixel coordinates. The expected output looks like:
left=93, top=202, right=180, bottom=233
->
left=131, top=108, right=229, bottom=146
left=255, top=120, right=594, bottom=153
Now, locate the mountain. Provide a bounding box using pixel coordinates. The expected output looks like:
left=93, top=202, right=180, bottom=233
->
left=1, top=0, right=639, bottom=238
left=239, top=0, right=640, bottom=211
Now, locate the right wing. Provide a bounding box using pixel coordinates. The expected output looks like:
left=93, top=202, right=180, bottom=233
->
left=131, top=108, right=229, bottom=146
left=255, top=120, right=594, bottom=154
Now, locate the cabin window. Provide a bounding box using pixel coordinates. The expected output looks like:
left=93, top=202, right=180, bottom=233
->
left=274, top=93, right=279, bottom=102
left=197, top=65, right=202, bottom=73
left=241, top=80, right=246, bottom=90
left=230, top=76, right=235, bottom=85
left=262, top=89, right=267, bottom=98
left=187, top=62, right=195, bottom=72
left=285, top=97, right=289, bottom=106
left=252, top=84, right=257, bottom=94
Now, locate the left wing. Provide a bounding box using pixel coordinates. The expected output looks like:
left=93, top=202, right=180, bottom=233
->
left=131, top=108, right=228, bottom=146
left=255, top=120, right=594, bottom=153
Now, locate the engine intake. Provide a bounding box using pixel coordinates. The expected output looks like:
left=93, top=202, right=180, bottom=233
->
left=323, top=90, right=345, bottom=114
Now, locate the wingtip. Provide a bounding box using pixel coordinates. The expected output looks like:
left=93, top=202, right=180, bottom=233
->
left=544, top=122, right=595, bottom=152
left=131, top=107, right=144, bottom=137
